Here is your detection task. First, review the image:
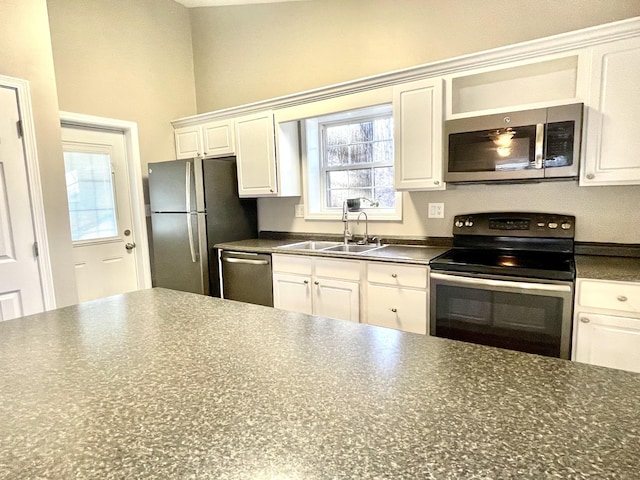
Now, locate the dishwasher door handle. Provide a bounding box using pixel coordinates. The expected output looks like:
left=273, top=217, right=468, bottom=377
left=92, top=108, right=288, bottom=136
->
left=223, top=257, right=270, bottom=266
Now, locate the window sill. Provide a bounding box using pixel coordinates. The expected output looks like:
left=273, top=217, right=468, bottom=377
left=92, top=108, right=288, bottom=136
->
left=303, top=210, right=402, bottom=221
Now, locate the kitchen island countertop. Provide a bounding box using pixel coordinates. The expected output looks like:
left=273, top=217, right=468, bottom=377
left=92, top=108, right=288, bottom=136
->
left=1, top=288, right=639, bottom=479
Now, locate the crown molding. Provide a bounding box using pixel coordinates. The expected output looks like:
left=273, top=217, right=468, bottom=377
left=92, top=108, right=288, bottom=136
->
left=173, top=16, right=640, bottom=128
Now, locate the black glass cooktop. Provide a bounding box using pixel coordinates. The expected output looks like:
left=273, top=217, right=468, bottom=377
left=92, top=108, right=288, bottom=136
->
left=430, top=248, right=575, bottom=281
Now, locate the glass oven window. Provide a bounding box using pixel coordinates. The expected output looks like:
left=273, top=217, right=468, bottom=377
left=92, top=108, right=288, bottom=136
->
left=434, top=284, right=564, bottom=357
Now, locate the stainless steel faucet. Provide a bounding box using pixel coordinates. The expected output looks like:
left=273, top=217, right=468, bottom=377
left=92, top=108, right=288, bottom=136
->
left=342, top=197, right=380, bottom=244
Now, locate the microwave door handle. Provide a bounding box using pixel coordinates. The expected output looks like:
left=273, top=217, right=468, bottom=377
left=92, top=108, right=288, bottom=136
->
left=534, top=123, right=544, bottom=169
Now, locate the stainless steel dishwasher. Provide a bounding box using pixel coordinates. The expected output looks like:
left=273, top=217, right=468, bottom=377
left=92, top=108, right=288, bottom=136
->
left=220, top=250, right=273, bottom=307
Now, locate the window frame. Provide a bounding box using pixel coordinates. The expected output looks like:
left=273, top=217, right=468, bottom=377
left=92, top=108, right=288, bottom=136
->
left=302, top=104, right=402, bottom=221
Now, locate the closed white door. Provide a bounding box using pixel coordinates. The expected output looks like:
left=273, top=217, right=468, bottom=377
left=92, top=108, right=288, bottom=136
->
left=62, top=127, right=139, bottom=302
left=0, top=86, right=45, bottom=320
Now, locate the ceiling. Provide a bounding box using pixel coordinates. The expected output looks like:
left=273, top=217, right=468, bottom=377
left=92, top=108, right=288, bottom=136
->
left=174, top=0, right=309, bottom=7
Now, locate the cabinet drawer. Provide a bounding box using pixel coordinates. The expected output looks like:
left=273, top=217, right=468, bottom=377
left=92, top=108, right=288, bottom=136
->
left=367, top=262, right=427, bottom=289
left=315, top=258, right=360, bottom=281
left=578, top=279, right=640, bottom=315
left=366, top=285, right=427, bottom=334
left=272, top=254, right=312, bottom=275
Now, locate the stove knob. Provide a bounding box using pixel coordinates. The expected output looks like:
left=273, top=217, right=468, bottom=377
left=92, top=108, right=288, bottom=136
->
left=455, top=220, right=464, bottom=228
left=548, top=222, right=558, bottom=229
left=465, top=219, right=474, bottom=227
left=561, top=222, right=572, bottom=230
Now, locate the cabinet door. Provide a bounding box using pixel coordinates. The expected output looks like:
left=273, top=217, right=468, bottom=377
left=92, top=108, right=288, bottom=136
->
left=367, top=284, right=427, bottom=334
left=393, top=78, right=445, bottom=191
left=202, top=120, right=235, bottom=157
left=314, top=278, right=360, bottom=322
left=273, top=272, right=312, bottom=315
left=574, top=312, right=640, bottom=373
left=582, top=37, right=640, bottom=185
left=235, top=111, right=277, bottom=196
left=175, top=126, right=202, bottom=159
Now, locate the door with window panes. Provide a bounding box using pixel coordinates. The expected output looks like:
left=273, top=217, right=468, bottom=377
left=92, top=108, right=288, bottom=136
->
left=62, top=127, right=139, bottom=303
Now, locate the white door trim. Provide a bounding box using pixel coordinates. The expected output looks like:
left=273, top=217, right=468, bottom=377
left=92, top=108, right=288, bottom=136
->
left=0, top=74, right=56, bottom=310
left=59, top=111, right=152, bottom=291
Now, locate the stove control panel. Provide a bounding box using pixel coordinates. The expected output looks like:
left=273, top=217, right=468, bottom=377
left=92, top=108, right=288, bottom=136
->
left=453, top=212, right=575, bottom=238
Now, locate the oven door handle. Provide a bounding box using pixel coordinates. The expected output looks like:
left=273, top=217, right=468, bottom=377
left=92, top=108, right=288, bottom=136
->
left=430, top=272, right=572, bottom=293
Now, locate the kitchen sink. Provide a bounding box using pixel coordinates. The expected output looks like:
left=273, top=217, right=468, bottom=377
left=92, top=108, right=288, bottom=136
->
left=277, top=240, right=342, bottom=251
left=322, top=244, right=384, bottom=254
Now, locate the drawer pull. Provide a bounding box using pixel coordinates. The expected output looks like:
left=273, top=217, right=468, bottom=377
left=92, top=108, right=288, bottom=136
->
left=303, top=280, right=309, bottom=285
left=617, top=295, right=628, bottom=302
left=391, top=274, right=398, bottom=278
left=391, top=308, right=397, bottom=313
left=580, top=317, right=590, bottom=323
left=314, top=281, right=319, bottom=285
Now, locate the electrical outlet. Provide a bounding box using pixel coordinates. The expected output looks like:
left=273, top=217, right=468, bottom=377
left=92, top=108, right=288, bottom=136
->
left=294, top=204, right=305, bottom=218
left=428, top=203, right=444, bottom=218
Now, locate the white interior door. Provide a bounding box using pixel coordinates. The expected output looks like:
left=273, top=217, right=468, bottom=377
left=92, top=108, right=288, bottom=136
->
left=62, top=127, right=139, bottom=302
left=0, top=86, right=46, bottom=320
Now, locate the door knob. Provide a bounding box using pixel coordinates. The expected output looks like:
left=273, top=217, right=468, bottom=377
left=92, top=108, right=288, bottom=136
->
left=125, top=242, right=136, bottom=251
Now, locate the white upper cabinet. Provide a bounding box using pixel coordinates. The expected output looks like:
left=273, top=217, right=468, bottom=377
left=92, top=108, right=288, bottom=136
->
left=581, top=36, right=640, bottom=186
left=393, top=78, right=445, bottom=191
left=235, top=111, right=277, bottom=196
left=202, top=121, right=235, bottom=157
left=235, top=110, right=301, bottom=197
left=174, top=125, right=202, bottom=159
left=174, top=120, right=235, bottom=159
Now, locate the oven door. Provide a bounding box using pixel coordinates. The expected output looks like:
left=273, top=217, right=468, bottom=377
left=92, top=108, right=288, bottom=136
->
left=430, top=272, right=573, bottom=359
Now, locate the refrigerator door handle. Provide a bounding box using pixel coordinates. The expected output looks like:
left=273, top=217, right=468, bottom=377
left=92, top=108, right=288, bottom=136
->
left=185, top=161, right=192, bottom=213
left=187, top=213, right=197, bottom=263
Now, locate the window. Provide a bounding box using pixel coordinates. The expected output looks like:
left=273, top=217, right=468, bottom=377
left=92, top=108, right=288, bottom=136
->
left=303, top=104, right=401, bottom=220
left=64, top=151, right=118, bottom=241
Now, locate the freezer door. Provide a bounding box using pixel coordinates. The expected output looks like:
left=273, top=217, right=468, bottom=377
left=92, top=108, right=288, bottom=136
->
left=151, top=212, right=208, bottom=294
left=148, top=159, right=198, bottom=212
left=202, top=158, right=258, bottom=297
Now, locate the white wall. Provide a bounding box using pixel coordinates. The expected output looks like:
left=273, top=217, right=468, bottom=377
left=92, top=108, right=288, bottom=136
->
left=258, top=183, right=640, bottom=243
left=47, top=0, right=197, bottom=188
left=0, top=0, right=77, bottom=307
left=188, top=0, right=640, bottom=244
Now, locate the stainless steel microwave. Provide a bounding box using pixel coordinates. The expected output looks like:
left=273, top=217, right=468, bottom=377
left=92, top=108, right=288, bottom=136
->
left=444, top=103, right=583, bottom=184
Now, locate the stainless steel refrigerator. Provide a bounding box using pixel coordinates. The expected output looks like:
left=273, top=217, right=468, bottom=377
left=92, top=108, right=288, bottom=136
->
left=148, top=157, right=257, bottom=296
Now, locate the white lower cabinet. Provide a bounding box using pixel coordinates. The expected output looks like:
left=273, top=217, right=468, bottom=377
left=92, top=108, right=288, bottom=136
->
left=574, top=312, right=640, bottom=373
left=272, top=254, right=430, bottom=333
left=272, top=254, right=360, bottom=322
left=573, top=278, right=640, bottom=373
left=365, top=262, right=428, bottom=334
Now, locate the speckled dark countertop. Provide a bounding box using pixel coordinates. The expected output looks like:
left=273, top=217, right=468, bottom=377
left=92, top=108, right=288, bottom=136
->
left=215, top=239, right=449, bottom=265
left=1, top=288, right=639, bottom=479
left=576, top=255, right=640, bottom=282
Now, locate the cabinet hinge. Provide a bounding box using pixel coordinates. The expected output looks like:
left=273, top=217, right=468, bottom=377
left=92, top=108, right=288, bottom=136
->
left=16, top=120, right=23, bottom=138
left=33, top=241, right=39, bottom=258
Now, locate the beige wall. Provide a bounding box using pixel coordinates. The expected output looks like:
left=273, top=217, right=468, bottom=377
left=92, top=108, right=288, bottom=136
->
left=0, top=0, right=77, bottom=307
left=47, top=0, right=197, bottom=195
left=190, top=0, right=640, bottom=112
left=190, top=0, right=640, bottom=244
